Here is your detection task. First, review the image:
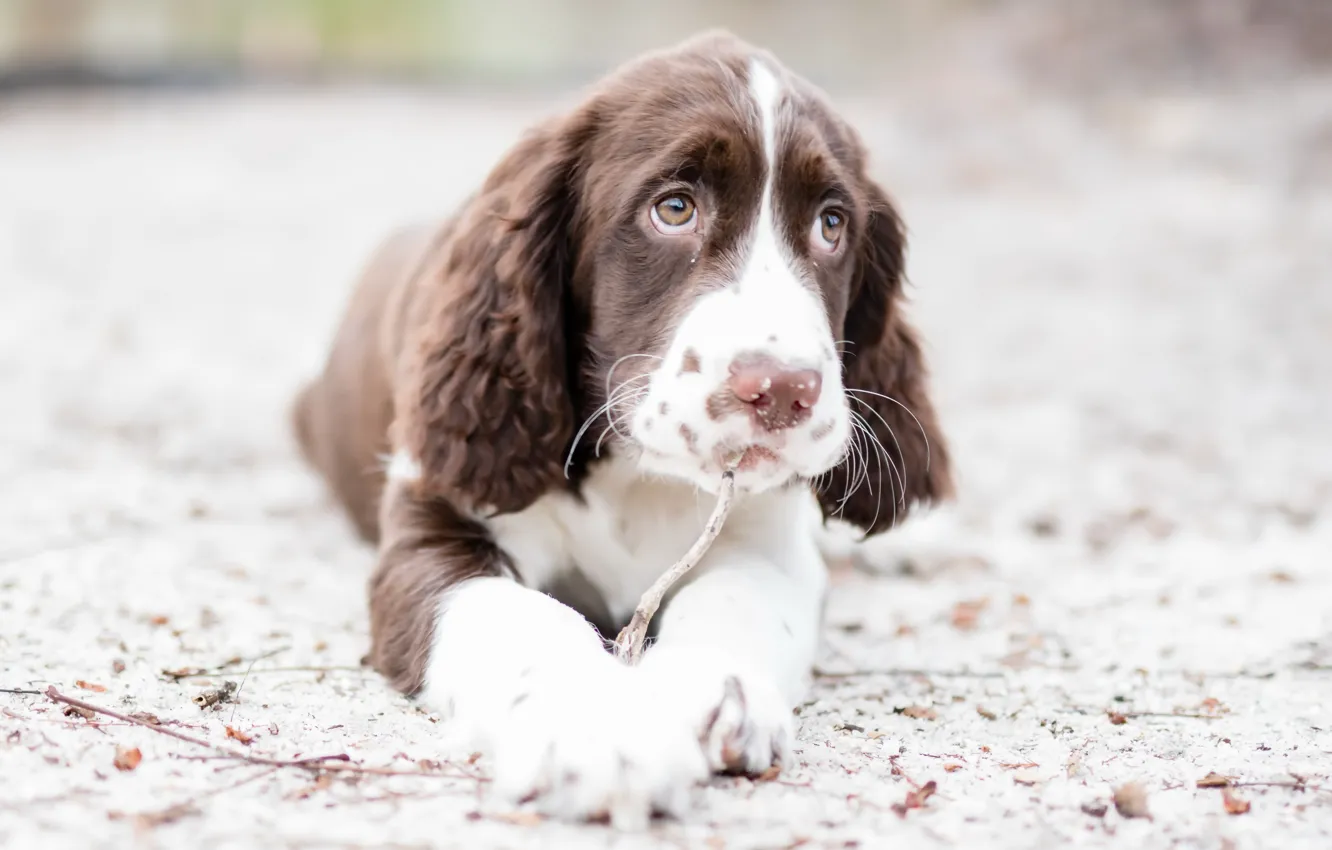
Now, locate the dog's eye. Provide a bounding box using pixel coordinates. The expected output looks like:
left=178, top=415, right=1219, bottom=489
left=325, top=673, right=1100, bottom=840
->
left=651, top=194, right=698, bottom=233
left=812, top=209, right=845, bottom=251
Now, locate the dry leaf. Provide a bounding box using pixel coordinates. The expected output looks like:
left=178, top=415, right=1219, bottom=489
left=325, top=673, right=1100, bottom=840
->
left=417, top=758, right=443, bottom=771
left=867, top=731, right=886, bottom=740
left=976, top=706, right=997, bottom=720
left=75, top=680, right=107, bottom=693
left=1108, top=711, right=1128, bottom=725
left=161, top=667, right=205, bottom=680
left=951, top=598, right=988, bottom=630
left=756, top=765, right=782, bottom=782
left=944, top=763, right=964, bottom=773
left=1221, top=789, right=1251, bottom=815
left=1197, top=772, right=1233, bottom=788
left=63, top=705, right=96, bottom=721
left=113, top=746, right=142, bottom=772
left=900, top=705, right=938, bottom=721
left=1012, top=593, right=1032, bottom=607
left=1013, top=768, right=1041, bottom=786
left=1081, top=800, right=1108, bottom=818
left=224, top=726, right=254, bottom=745
left=1113, top=782, right=1151, bottom=819
left=147, top=615, right=170, bottom=627
left=890, top=780, right=938, bottom=817
left=1198, top=697, right=1229, bottom=716
left=111, top=660, right=126, bottom=674
left=128, top=712, right=162, bottom=725
left=489, top=810, right=543, bottom=827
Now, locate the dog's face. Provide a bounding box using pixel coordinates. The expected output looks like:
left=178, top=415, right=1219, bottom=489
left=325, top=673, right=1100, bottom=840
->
left=570, top=53, right=855, bottom=494
left=400, top=31, right=951, bottom=533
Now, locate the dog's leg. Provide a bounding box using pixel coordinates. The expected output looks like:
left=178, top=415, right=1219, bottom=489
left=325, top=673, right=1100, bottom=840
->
left=369, top=481, right=706, bottom=827
left=639, top=491, right=828, bottom=774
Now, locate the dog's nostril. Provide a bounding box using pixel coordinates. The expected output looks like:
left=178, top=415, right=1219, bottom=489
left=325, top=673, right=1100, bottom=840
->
left=726, top=353, right=822, bottom=430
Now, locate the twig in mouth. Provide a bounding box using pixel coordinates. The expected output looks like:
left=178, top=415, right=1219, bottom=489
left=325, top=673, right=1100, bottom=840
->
left=613, top=469, right=737, bottom=665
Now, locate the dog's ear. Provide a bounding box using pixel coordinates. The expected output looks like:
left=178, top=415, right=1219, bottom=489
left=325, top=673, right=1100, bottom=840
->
left=393, top=116, right=592, bottom=515
left=818, top=183, right=953, bottom=535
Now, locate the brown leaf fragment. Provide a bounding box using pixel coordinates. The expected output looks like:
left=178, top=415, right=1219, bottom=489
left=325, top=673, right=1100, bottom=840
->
left=1113, top=782, right=1152, bottom=819
left=900, top=705, right=938, bottom=721
left=224, top=726, right=254, bottom=745
left=1197, top=772, right=1233, bottom=788
left=890, top=780, right=938, bottom=817
left=950, top=598, right=988, bottom=630
left=976, top=706, right=997, bottom=721
left=943, top=763, right=964, bottom=773
left=161, top=667, right=205, bottom=681
left=1221, top=789, right=1251, bottom=815
left=1198, top=697, right=1229, bottom=716
left=147, top=615, right=170, bottom=627
left=1081, top=800, right=1108, bottom=818
left=128, top=712, right=162, bottom=725
left=489, top=810, right=544, bottom=827
left=75, top=680, right=107, bottom=693
left=63, top=705, right=96, bottom=721
left=113, top=746, right=142, bottom=772
left=111, top=660, right=126, bottom=674
left=417, top=758, right=442, bottom=772
left=1108, top=711, right=1128, bottom=725
left=756, top=765, right=782, bottom=782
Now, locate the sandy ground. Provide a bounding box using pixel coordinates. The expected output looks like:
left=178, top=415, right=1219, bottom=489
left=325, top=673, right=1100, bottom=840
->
left=2, top=64, right=1332, bottom=849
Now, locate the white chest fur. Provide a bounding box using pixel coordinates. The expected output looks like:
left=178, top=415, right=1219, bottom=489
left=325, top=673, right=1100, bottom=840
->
left=484, top=455, right=817, bottom=622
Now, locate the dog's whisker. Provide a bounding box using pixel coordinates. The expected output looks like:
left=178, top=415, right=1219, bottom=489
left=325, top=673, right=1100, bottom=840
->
left=845, top=387, right=933, bottom=475
left=851, top=402, right=905, bottom=510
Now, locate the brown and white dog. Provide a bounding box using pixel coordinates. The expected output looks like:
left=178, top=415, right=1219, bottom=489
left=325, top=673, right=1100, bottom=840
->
left=293, top=31, right=952, bottom=826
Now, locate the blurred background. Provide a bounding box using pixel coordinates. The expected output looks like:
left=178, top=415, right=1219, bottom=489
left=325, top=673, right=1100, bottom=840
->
left=1, top=0, right=1330, bottom=92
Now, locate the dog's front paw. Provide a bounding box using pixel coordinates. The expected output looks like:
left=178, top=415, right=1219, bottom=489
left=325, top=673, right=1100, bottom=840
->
left=639, top=646, right=795, bottom=776
left=485, top=660, right=708, bottom=828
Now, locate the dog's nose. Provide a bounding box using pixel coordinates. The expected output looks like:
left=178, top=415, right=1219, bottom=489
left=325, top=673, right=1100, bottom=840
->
left=727, top=353, right=822, bottom=431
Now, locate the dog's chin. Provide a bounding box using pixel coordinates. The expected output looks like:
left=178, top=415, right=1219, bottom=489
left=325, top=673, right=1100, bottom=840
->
left=631, top=444, right=811, bottom=496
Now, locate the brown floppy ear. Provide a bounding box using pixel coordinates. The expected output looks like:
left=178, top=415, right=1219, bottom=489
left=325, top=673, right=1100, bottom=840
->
left=392, top=118, right=589, bottom=515
left=818, top=183, right=953, bottom=535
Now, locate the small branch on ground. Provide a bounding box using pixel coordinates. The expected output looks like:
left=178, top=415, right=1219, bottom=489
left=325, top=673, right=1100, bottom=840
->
left=162, top=666, right=370, bottom=680
left=613, top=469, right=737, bottom=665
left=814, top=667, right=1005, bottom=680
left=0, top=688, right=45, bottom=696
left=44, top=686, right=483, bottom=782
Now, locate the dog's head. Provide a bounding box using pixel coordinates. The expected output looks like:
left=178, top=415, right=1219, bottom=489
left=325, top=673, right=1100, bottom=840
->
left=398, top=31, right=952, bottom=535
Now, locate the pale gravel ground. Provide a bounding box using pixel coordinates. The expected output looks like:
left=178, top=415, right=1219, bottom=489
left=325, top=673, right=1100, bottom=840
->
left=2, top=66, right=1332, bottom=850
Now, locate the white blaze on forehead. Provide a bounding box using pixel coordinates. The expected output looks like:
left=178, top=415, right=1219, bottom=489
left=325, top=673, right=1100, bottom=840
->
left=744, top=58, right=788, bottom=277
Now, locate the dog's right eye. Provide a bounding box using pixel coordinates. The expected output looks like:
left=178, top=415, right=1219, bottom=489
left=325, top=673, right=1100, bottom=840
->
left=651, top=194, right=699, bottom=233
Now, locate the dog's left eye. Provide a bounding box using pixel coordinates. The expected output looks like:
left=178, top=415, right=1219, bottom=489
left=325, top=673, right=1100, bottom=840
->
left=650, top=194, right=699, bottom=234
left=812, top=209, right=845, bottom=251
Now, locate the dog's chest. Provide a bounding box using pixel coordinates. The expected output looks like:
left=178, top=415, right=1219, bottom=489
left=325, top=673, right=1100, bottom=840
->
left=486, top=458, right=714, bottom=621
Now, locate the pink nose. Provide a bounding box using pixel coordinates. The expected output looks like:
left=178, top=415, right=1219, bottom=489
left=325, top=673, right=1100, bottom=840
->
left=727, top=353, right=823, bottom=432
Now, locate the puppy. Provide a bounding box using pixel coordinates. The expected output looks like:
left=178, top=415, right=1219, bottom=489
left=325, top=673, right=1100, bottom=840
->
left=293, top=30, right=952, bottom=826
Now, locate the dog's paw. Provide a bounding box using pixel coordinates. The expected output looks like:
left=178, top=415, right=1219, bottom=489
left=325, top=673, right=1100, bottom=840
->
left=484, top=660, right=708, bottom=829
left=639, top=646, right=795, bottom=776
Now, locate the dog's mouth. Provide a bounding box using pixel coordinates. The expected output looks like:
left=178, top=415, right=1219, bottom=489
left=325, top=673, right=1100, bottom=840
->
left=719, top=444, right=784, bottom=472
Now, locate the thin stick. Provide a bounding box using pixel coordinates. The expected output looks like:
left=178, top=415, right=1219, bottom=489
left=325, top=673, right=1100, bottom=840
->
left=613, top=470, right=737, bottom=665
left=1, top=688, right=45, bottom=695
left=163, top=666, right=370, bottom=680
left=44, top=686, right=483, bottom=781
